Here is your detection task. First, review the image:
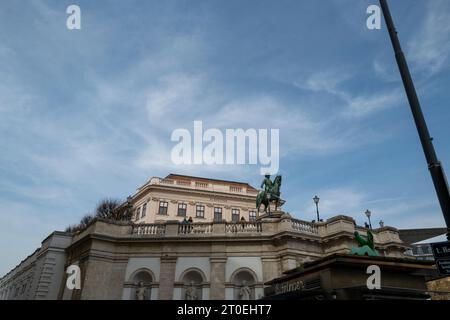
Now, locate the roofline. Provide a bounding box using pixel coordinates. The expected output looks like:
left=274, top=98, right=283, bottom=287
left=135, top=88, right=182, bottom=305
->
left=165, top=173, right=258, bottom=190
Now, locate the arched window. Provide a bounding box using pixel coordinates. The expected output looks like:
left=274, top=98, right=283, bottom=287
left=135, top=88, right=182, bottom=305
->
left=180, top=269, right=205, bottom=300
left=231, top=269, right=257, bottom=300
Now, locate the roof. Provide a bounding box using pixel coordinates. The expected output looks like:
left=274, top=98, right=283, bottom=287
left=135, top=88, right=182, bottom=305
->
left=413, top=234, right=448, bottom=245
left=398, top=227, right=447, bottom=244
left=165, top=173, right=257, bottom=191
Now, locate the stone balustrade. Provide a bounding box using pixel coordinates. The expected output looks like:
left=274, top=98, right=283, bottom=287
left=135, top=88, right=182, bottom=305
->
left=225, top=221, right=263, bottom=234
left=132, top=223, right=166, bottom=235
left=178, top=222, right=213, bottom=235
left=290, top=219, right=319, bottom=235
left=147, top=177, right=259, bottom=196
left=128, top=214, right=405, bottom=250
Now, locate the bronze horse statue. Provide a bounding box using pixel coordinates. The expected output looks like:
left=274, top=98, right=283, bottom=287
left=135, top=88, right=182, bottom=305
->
left=256, top=175, right=282, bottom=213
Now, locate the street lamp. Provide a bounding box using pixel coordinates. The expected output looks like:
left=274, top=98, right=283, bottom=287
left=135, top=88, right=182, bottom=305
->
left=313, top=196, right=320, bottom=222
left=365, top=210, right=372, bottom=229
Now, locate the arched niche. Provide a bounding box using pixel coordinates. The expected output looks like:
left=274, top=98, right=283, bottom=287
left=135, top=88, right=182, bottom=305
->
left=128, top=268, right=154, bottom=300
left=179, top=268, right=206, bottom=300
left=230, top=268, right=257, bottom=300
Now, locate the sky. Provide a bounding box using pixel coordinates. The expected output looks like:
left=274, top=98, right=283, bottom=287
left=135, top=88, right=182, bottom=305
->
left=1, top=0, right=450, bottom=276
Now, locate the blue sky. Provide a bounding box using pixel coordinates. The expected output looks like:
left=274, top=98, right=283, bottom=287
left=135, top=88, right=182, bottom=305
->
left=1, top=0, right=450, bottom=275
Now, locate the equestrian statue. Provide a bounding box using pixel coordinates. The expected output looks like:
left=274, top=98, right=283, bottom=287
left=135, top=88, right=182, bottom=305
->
left=256, top=174, right=283, bottom=214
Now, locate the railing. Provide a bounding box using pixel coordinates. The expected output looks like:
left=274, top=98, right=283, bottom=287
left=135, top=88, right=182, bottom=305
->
left=160, top=179, right=174, bottom=185
left=149, top=177, right=255, bottom=195
left=229, top=186, right=242, bottom=193
left=291, top=219, right=318, bottom=235
left=178, top=223, right=213, bottom=235
left=131, top=220, right=319, bottom=237
left=132, top=224, right=166, bottom=235
left=195, top=182, right=209, bottom=188
left=226, top=222, right=262, bottom=234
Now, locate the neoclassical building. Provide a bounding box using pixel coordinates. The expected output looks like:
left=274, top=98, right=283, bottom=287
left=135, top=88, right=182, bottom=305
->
left=0, top=174, right=409, bottom=300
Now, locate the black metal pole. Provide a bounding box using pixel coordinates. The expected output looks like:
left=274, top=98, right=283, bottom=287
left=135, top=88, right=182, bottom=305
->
left=315, top=203, right=320, bottom=222
left=380, top=0, right=450, bottom=240
left=368, top=216, right=372, bottom=230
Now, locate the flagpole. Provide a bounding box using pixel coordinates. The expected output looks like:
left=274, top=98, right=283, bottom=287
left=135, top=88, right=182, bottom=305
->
left=379, top=0, right=450, bottom=240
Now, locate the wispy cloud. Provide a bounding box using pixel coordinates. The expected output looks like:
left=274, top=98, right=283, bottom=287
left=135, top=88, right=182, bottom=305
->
left=294, top=70, right=402, bottom=118
left=408, top=0, right=450, bottom=75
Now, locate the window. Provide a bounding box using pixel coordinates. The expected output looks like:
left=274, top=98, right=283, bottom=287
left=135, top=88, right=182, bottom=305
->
left=158, top=201, right=168, bottom=215
left=135, top=207, right=141, bottom=221
left=249, top=211, right=257, bottom=222
left=214, top=207, right=222, bottom=222
left=196, top=205, right=205, bottom=218
left=178, top=203, right=187, bottom=216
left=141, top=203, right=147, bottom=218
left=232, top=209, right=240, bottom=222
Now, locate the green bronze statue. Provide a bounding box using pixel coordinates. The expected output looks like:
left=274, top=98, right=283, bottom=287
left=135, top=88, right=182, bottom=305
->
left=256, top=174, right=282, bottom=214
left=260, top=174, right=273, bottom=192
left=349, top=230, right=380, bottom=257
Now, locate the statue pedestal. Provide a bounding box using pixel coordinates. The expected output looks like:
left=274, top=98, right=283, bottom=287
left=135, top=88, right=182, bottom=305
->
left=258, top=211, right=287, bottom=222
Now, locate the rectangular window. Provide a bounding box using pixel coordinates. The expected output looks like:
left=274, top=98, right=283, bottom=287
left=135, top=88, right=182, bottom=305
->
left=178, top=203, right=187, bottom=216
left=135, top=207, right=141, bottom=221
left=214, top=207, right=222, bottom=222
left=232, top=209, right=240, bottom=222
left=249, top=211, right=257, bottom=222
left=158, top=201, right=168, bottom=215
left=141, top=203, right=147, bottom=218
left=196, top=205, right=205, bottom=218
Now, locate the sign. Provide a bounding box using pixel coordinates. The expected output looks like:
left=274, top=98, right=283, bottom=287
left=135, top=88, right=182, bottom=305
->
left=274, top=279, right=304, bottom=295
left=431, top=241, right=450, bottom=275
left=436, top=259, right=450, bottom=275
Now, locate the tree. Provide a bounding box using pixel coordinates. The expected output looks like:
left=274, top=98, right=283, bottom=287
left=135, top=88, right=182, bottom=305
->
left=95, top=198, right=121, bottom=220
left=65, top=197, right=132, bottom=234
left=79, top=214, right=95, bottom=229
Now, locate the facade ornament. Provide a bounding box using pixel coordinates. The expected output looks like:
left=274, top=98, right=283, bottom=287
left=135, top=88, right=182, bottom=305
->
left=135, top=281, right=148, bottom=300
left=238, top=280, right=251, bottom=300
left=185, top=281, right=198, bottom=300
left=349, top=230, right=380, bottom=257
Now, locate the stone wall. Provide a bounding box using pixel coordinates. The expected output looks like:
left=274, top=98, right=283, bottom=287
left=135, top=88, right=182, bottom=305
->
left=427, top=276, right=450, bottom=300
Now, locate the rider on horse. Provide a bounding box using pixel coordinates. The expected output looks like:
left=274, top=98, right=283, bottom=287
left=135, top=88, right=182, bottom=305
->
left=256, top=174, right=282, bottom=214
left=261, top=174, right=273, bottom=193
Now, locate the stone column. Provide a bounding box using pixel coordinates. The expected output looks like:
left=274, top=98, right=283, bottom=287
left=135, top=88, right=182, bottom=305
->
left=158, top=256, right=177, bottom=300
left=280, top=255, right=297, bottom=273
left=261, top=256, right=280, bottom=282
left=209, top=257, right=227, bottom=299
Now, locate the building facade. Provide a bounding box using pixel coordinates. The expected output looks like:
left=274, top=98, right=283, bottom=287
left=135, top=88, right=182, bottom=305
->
left=1, top=174, right=411, bottom=300
left=0, top=232, right=71, bottom=300
left=131, top=174, right=260, bottom=224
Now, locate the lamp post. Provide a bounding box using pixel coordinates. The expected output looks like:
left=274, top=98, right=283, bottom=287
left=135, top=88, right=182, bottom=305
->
left=379, top=0, right=450, bottom=240
left=313, top=195, right=320, bottom=222
left=365, top=210, right=372, bottom=229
